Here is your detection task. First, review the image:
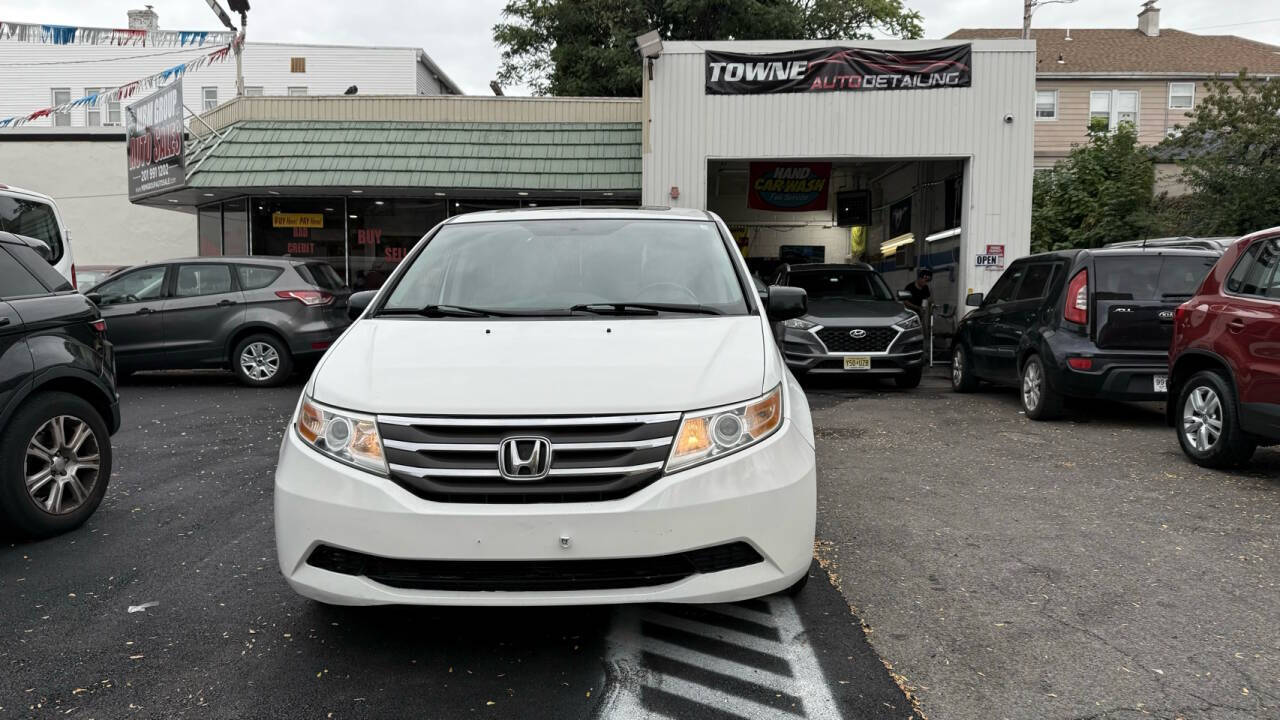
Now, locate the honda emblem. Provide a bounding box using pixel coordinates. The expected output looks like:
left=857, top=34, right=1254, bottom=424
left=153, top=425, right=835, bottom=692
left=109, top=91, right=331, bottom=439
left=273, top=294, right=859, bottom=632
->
left=498, top=437, right=553, bottom=481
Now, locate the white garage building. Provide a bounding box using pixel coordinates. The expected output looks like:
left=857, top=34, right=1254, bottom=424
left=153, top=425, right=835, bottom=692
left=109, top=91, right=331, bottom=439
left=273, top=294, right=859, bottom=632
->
left=640, top=38, right=1036, bottom=323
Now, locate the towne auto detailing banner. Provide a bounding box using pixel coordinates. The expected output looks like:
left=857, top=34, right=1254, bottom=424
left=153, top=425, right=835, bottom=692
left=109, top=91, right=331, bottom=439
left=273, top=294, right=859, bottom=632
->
left=748, top=162, right=831, bottom=211
left=706, top=44, right=971, bottom=95
left=126, top=79, right=186, bottom=200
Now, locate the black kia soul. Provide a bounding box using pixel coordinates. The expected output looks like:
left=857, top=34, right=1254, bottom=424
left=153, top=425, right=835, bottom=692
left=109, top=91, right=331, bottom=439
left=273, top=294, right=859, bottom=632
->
left=951, top=247, right=1219, bottom=420
left=0, top=232, right=119, bottom=538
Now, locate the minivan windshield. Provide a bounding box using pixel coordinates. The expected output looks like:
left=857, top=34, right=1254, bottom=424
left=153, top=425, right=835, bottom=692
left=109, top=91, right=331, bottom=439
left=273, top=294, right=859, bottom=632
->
left=786, top=268, right=893, bottom=301
left=380, top=219, right=750, bottom=316
left=0, top=197, right=63, bottom=264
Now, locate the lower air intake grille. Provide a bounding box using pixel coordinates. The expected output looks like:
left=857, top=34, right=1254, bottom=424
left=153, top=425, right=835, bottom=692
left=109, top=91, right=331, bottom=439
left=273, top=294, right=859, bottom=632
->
left=306, top=542, right=764, bottom=591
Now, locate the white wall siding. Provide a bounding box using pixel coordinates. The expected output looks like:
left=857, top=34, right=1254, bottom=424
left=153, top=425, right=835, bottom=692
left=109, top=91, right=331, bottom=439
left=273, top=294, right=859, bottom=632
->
left=0, top=138, right=194, bottom=264
left=0, top=42, right=431, bottom=126
left=643, top=39, right=1036, bottom=306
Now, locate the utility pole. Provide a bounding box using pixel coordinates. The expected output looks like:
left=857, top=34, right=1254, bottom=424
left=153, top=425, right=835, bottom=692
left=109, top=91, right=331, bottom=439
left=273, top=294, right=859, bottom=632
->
left=1023, top=0, right=1078, bottom=40
left=202, top=0, right=248, bottom=96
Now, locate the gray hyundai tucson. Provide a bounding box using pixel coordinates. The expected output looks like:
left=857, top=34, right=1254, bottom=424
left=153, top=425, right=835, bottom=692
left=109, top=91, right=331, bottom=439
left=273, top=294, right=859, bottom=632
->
left=773, top=263, right=926, bottom=387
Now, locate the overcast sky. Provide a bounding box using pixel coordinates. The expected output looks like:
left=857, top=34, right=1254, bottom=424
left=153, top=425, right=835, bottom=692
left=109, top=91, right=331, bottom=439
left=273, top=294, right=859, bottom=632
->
left=4, top=0, right=1278, bottom=94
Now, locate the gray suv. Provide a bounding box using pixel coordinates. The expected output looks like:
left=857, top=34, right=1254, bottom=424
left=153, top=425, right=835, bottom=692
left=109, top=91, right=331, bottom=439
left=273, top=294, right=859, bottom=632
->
left=86, top=257, right=350, bottom=386
left=773, top=263, right=926, bottom=387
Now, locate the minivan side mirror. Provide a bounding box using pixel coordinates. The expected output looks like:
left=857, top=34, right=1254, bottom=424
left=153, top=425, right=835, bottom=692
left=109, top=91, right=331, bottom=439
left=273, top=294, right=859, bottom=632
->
left=84, top=292, right=102, bottom=305
left=347, top=290, right=377, bottom=321
left=965, top=292, right=984, bottom=307
left=896, top=289, right=913, bottom=301
left=766, top=285, right=807, bottom=321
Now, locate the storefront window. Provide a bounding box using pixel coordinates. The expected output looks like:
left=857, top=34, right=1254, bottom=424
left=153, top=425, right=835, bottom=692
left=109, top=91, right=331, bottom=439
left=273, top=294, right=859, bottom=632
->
left=198, top=205, right=222, bottom=256
left=449, top=199, right=519, bottom=216
left=222, top=199, right=248, bottom=256
left=250, top=199, right=346, bottom=282
left=347, top=198, right=445, bottom=291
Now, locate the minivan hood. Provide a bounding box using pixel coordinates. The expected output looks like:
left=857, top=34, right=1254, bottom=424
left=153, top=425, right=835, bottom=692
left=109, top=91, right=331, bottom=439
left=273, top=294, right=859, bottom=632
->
left=311, top=316, right=766, bottom=416
left=804, top=298, right=911, bottom=326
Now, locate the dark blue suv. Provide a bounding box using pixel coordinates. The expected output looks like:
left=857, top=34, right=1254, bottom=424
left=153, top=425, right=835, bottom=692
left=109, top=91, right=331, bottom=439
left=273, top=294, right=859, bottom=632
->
left=0, top=232, right=119, bottom=538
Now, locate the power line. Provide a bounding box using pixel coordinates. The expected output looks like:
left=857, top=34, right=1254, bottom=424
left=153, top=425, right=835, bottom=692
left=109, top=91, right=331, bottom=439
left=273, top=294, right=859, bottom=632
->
left=1189, top=17, right=1280, bottom=31
left=3, top=45, right=213, bottom=67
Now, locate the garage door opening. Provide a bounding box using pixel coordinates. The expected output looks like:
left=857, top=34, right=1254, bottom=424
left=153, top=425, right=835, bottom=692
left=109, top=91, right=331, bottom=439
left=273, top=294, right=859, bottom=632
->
left=707, top=158, right=967, bottom=363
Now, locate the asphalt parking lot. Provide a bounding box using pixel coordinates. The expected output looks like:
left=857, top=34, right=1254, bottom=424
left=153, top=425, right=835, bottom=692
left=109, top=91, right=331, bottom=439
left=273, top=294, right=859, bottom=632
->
left=0, top=373, right=911, bottom=720
left=2, top=369, right=1276, bottom=719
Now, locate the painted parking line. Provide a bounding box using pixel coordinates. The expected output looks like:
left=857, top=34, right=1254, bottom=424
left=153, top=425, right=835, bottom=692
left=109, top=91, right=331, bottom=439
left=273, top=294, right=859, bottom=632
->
left=600, top=597, right=841, bottom=720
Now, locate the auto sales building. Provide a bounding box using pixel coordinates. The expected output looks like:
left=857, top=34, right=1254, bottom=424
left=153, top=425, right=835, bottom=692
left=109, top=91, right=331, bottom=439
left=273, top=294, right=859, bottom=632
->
left=133, top=38, right=1034, bottom=319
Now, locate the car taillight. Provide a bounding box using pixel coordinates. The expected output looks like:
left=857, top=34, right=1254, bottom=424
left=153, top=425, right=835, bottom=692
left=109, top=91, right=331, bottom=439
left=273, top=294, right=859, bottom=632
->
left=71, top=263, right=77, bottom=289
left=1067, top=356, right=1093, bottom=370
left=90, top=319, right=106, bottom=332
left=1175, top=303, right=1189, bottom=325
left=275, top=290, right=333, bottom=306
left=1064, top=269, right=1088, bottom=325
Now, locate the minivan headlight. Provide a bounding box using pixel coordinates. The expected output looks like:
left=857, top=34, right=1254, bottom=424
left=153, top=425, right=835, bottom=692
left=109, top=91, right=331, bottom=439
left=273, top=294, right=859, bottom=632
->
left=296, top=396, right=387, bottom=475
left=667, top=385, right=783, bottom=473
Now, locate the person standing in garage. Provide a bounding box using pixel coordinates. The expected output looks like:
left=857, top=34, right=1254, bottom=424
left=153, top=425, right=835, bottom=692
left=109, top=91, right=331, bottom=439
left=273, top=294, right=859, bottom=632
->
left=902, top=267, right=933, bottom=317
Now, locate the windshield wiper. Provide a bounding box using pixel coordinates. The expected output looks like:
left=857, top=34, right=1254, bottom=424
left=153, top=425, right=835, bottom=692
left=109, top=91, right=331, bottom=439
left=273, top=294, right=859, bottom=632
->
left=569, top=302, right=722, bottom=316
left=379, top=304, right=517, bottom=318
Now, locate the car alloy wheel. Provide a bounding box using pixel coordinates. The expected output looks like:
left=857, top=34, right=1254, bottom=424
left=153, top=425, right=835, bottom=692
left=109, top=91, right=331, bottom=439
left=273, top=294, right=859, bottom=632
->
left=240, top=341, right=281, bottom=381
left=1022, top=360, right=1043, bottom=412
left=952, top=349, right=964, bottom=386
left=25, top=415, right=101, bottom=515
left=1182, top=385, right=1222, bottom=453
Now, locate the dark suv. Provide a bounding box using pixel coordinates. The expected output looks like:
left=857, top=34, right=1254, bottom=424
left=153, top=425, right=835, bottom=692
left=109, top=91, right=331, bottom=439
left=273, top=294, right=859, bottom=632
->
left=86, top=257, right=350, bottom=387
left=773, top=263, right=926, bottom=387
left=952, top=246, right=1220, bottom=419
left=1169, top=229, right=1280, bottom=467
left=0, top=232, right=119, bottom=538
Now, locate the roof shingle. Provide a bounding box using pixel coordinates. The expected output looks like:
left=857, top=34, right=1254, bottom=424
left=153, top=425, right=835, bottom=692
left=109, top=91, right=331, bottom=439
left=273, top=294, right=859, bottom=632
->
left=945, top=28, right=1280, bottom=76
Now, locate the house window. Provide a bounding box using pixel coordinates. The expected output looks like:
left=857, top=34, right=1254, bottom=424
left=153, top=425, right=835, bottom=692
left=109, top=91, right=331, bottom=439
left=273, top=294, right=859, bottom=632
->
left=52, top=88, right=71, bottom=126
left=290, top=57, right=306, bottom=73
left=202, top=86, right=218, bottom=111
left=1035, top=90, right=1058, bottom=120
left=244, top=86, right=264, bottom=96
left=287, top=87, right=308, bottom=96
left=1169, top=82, right=1194, bottom=110
left=84, top=88, right=122, bottom=127
left=1089, top=90, right=1139, bottom=132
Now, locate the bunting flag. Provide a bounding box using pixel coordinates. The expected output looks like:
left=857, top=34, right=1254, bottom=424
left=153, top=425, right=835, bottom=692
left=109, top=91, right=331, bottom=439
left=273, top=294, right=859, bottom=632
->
left=0, top=20, right=233, bottom=47
left=0, top=35, right=243, bottom=129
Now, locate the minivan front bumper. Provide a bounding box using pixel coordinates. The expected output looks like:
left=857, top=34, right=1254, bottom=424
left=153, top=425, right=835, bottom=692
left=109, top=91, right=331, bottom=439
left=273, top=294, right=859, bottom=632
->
left=274, top=419, right=816, bottom=606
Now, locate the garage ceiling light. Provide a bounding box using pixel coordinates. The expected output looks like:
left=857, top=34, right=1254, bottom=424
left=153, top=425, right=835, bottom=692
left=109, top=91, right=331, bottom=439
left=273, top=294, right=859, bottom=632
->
left=926, top=227, right=961, bottom=243
left=881, top=233, right=915, bottom=252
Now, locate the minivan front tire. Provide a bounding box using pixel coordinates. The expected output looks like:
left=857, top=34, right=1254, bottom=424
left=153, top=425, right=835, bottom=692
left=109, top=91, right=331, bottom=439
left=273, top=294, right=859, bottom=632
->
left=0, top=392, right=113, bottom=539
left=1176, top=370, right=1256, bottom=468
left=1021, top=354, right=1062, bottom=420
left=233, top=333, right=294, bottom=387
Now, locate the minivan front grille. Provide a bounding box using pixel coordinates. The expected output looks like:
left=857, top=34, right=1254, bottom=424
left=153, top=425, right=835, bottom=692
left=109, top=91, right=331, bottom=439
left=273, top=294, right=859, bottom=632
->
left=377, top=413, right=680, bottom=503
left=306, top=542, right=764, bottom=591
left=815, top=326, right=897, bottom=353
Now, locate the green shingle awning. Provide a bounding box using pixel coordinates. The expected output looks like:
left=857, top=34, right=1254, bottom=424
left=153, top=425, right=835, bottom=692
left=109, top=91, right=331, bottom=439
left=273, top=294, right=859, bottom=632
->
left=185, top=121, right=642, bottom=193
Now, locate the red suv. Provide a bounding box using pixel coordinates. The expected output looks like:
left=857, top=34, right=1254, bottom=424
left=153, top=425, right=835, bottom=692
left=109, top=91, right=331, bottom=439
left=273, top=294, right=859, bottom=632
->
left=1169, top=229, right=1280, bottom=467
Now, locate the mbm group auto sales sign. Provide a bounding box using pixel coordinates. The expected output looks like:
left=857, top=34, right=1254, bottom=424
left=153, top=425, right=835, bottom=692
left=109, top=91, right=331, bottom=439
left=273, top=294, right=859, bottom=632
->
left=706, top=44, right=971, bottom=95
left=126, top=79, right=186, bottom=200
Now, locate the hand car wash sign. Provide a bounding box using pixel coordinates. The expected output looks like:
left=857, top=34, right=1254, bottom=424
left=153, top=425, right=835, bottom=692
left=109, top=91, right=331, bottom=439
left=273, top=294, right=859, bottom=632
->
left=706, top=44, right=971, bottom=94
left=749, top=162, right=830, bottom=211
left=126, top=79, right=186, bottom=200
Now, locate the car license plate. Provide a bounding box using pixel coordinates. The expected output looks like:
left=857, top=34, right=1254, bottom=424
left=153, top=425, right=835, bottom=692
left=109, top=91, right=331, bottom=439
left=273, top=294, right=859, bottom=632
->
left=1154, top=374, right=1168, bottom=393
left=843, top=356, right=871, bottom=371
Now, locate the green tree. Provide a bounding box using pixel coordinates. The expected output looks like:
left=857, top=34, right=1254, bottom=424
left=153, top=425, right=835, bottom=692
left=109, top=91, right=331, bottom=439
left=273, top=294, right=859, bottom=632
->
left=1159, top=72, right=1280, bottom=235
left=493, top=0, right=924, bottom=97
left=1031, top=122, right=1155, bottom=253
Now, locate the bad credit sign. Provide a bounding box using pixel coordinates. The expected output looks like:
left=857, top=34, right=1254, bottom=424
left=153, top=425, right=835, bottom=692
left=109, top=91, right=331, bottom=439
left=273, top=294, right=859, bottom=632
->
left=126, top=79, right=186, bottom=201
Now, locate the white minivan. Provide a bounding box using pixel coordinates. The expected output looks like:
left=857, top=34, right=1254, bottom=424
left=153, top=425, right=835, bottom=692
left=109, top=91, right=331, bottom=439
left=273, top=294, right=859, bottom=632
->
left=274, top=207, right=818, bottom=606
left=0, top=185, right=75, bottom=285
